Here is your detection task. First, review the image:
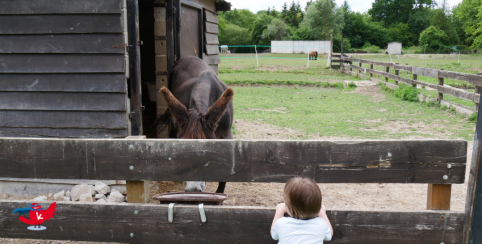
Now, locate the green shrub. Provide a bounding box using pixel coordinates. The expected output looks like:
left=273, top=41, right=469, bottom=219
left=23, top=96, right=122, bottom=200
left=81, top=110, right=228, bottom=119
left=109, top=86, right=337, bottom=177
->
left=393, top=84, right=420, bottom=102
left=469, top=113, right=478, bottom=122
left=451, top=62, right=461, bottom=66
left=441, top=105, right=448, bottom=110
left=361, top=42, right=381, bottom=53
left=419, top=26, right=451, bottom=52
left=348, top=82, right=357, bottom=88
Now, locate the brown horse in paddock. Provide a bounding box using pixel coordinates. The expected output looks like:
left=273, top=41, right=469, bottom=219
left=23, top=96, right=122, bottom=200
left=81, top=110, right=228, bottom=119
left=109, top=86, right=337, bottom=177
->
left=153, top=56, right=234, bottom=193
left=309, top=51, right=318, bottom=60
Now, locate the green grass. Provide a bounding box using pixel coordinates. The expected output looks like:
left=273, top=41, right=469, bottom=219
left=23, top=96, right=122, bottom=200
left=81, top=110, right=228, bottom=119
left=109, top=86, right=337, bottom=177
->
left=232, top=86, right=475, bottom=140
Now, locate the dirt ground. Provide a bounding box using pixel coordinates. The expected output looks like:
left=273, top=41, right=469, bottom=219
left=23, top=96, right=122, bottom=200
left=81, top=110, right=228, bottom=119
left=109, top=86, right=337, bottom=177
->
left=1, top=84, right=473, bottom=243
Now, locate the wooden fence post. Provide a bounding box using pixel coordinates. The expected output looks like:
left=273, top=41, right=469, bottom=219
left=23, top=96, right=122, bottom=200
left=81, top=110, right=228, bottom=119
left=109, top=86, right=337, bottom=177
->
left=475, top=86, right=481, bottom=111
left=385, top=67, right=389, bottom=82
left=359, top=62, right=362, bottom=74
left=427, top=184, right=451, bottom=210
left=125, top=136, right=150, bottom=204
left=394, top=63, right=399, bottom=85
left=412, top=73, right=417, bottom=88
left=370, top=63, right=373, bottom=78
left=438, top=69, right=444, bottom=104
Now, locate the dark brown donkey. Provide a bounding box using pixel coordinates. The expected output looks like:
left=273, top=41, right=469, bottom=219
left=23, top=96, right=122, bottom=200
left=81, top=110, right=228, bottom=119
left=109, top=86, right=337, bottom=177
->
left=153, top=56, right=234, bottom=193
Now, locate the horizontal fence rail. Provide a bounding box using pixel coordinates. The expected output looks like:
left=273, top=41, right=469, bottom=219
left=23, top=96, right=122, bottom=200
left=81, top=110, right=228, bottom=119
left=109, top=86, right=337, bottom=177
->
left=340, top=56, right=482, bottom=106
left=0, top=200, right=465, bottom=244
left=0, top=138, right=467, bottom=183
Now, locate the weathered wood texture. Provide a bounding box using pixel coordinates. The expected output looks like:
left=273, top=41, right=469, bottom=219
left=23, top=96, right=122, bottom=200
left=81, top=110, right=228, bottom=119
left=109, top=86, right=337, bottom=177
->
left=204, top=33, right=219, bottom=44
left=0, top=92, right=126, bottom=111
left=204, top=10, right=219, bottom=24
left=205, top=44, right=219, bottom=55
left=0, top=74, right=126, bottom=93
left=0, top=15, right=122, bottom=34
left=0, top=0, right=121, bottom=14
left=0, top=34, right=125, bottom=54
left=126, top=180, right=150, bottom=203
left=203, top=53, right=220, bottom=64
left=0, top=139, right=466, bottom=183
left=205, top=22, right=218, bottom=34
left=0, top=200, right=465, bottom=244
left=0, top=0, right=128, bottom=139
left=427, top=184, right=452, bottom=210
left=0, top=128, right=127, bottom=138
left=0, top=55, right=125, bottom=73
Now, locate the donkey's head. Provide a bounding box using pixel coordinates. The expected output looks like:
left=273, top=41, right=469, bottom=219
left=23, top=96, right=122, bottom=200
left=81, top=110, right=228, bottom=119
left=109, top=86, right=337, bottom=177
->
left=159, top=87, right=234, bottom=139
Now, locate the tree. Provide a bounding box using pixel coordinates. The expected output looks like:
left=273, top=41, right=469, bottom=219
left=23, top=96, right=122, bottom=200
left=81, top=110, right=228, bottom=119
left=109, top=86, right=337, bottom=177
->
left=453, top=0, right=482, bottom=47
left=301, top=0, right=344, bottom=40
left=408, top=8, right=433, bottom=40
left=467, top=5, right=482, bottom=48
left=261, top=18, right=290, bottom=42
left=419, top=26, right=450, bottom=51
left=431, top=0, right=459, bottom=44
left=369, top=0, right=434, bottom=27
left=219, top=24, right=250, bottom=50
left=251, top=14, right=274, bottom=45
left=342, top=6, right=390, bottom=48
left=219, top=9, right=256, bottom=31
left=291, top=25, right=314, bottom=40
left=388, top=23, right=417, bottom=46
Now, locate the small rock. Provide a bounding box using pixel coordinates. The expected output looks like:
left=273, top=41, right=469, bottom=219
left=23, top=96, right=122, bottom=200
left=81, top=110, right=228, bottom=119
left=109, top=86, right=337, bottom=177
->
left=223, top=201, right=230, bottom=205
left=71, top=184, right=95, bottom=201
left=63, top=196, right=71, bottom=201
left=96, top=199, right=106, bottom=203
left=95, top=194, right=107, bottom=200
left=53, top=190, right=65, bottom=201
left=95, top=182, right=111, bottom=195
left=88, top=185, right=96, bottom=196
left=66, top=191, right=71, bottom=198
left=33, top=195, right=48, bottom=201
left=108, top=191, right=125, bottom=203
left=79, top=193, right=93, bottom=202
left=48, top=193, right=53, bottom=198
left=235, top=120, right=239, bottom=123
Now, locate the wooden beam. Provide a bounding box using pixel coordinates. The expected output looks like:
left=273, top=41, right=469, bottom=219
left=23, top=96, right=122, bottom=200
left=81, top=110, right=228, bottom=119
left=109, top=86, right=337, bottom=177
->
left=0, top=200, right=465, bottom=244
left=463, top=95, right=482, bottom=244
left=427, top=184, right=451, bottom=210
left=126, top=180, right=150, bottom=203
left=0, top=0, right=122, bottom=14
left=0, top=138, right=467, bottom=184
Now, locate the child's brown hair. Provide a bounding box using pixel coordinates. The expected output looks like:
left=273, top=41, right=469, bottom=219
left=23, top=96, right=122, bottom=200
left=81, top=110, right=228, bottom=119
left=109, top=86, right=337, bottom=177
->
left=284, top=177, right=321, bottom=220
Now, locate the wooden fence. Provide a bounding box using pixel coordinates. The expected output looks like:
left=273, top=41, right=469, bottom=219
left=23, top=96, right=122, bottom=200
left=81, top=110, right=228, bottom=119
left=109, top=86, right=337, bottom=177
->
left=341, top=56, right=482, bottom=110
left=0, top=138, right=469, bottom=243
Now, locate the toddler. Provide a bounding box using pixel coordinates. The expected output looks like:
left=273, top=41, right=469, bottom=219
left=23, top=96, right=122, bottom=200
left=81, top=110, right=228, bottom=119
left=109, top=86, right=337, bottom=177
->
left=271, top=177, right=333, bottom=243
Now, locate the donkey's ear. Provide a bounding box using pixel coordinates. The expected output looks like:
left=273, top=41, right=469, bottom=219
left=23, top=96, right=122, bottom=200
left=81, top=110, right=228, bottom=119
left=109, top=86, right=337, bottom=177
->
left=206, top=88, right=234, bottom=128
left=159, top=87, right=188, bottom=126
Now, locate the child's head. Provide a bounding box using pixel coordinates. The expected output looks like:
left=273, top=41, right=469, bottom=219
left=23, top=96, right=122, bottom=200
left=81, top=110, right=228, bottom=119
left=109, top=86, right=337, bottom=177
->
left=284, top=177, right=321, bottom=220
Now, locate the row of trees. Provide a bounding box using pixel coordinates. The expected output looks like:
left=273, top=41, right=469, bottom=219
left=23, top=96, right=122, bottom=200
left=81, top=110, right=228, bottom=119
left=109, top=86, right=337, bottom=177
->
left=218, top=0, right=482, bottom=52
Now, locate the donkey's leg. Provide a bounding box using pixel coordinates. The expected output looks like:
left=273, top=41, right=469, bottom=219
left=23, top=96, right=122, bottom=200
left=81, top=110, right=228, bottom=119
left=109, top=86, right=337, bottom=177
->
left=216, top=182, right=226, bottom=193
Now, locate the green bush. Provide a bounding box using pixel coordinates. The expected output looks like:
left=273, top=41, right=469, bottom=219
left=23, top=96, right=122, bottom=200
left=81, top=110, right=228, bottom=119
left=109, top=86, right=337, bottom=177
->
left=393, top=84, right=420, bottom=102
left=469, top=113, right=478, bottom=122
left=419, top=26, right=451, bottom=52
left=361, top=42, right=381, bottom=53
left=347, top=82, right=357, bottom=88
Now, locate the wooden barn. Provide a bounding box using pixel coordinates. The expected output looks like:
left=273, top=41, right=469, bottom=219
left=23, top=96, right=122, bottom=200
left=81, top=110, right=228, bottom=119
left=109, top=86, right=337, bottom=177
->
left=0, top=0, right=230, bottom=139
left=0, top=0, right=230, bottom=197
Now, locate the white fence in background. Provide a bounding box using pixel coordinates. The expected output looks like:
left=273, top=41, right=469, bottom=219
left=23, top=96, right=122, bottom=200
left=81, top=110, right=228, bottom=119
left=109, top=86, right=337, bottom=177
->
left=271, top=40, right=331, bottom=54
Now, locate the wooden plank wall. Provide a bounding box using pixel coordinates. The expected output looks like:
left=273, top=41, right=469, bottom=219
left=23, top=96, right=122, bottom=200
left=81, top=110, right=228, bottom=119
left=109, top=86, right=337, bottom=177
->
left=341, top=56, right=482, bottom=111
left=0, top=200, right=465, bottom=244
left=203, top=9, right=220, bottom=74
left=0, top=0, right=128, bottom=138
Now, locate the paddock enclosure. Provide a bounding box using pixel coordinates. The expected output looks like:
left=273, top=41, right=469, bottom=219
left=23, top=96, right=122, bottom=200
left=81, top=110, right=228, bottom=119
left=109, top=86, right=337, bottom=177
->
left=1, top=1, right=482, bottom=244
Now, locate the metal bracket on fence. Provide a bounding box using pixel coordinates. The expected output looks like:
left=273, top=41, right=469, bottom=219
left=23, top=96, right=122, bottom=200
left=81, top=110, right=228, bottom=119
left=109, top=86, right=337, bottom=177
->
left=198, top=203, right=206, bottom=223
left=168, top=203, right=175, bottom=223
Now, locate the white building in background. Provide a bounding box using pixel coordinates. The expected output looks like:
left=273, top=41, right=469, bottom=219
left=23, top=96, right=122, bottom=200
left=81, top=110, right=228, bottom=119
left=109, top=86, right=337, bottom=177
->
left=271, top=40, right=331, bottom=54
left=387, top=42, right=402, bottom=54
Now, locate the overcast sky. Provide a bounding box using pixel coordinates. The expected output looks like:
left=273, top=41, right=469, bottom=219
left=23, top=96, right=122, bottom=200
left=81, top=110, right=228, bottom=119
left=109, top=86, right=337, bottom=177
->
left=227, top=0, right=463, bottom=14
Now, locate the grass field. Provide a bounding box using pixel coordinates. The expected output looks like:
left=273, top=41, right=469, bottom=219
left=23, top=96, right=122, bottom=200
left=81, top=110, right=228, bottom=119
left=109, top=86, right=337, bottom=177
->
left=232, top=86, right=475, bottom=140
left=217, top=53, right=477, bottom=140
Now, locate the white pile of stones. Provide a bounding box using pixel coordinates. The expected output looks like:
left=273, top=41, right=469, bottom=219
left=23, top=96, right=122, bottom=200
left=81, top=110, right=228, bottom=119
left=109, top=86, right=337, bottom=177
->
left=32, top=182, right=126, bottom=203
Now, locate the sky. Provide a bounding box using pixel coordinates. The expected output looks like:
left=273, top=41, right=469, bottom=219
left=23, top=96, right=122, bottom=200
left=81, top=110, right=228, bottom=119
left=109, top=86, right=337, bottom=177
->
left=226, top=0, right=463, bottom=14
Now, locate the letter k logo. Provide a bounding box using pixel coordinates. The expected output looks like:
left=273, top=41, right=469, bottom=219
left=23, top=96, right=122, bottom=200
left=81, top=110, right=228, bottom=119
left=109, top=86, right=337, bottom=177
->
left=36, top=212, right=43, bottom=221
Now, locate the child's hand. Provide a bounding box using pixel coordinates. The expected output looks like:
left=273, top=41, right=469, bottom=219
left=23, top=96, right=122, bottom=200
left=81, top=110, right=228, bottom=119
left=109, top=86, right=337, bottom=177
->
left=276, top=203, right=287, bottom=214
